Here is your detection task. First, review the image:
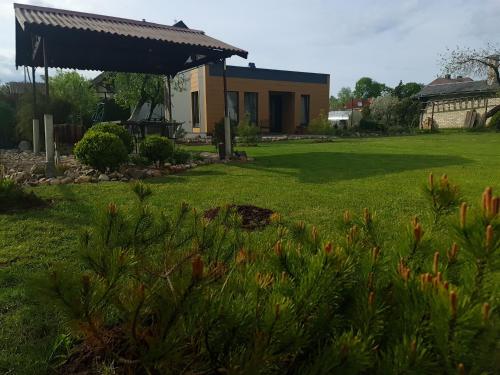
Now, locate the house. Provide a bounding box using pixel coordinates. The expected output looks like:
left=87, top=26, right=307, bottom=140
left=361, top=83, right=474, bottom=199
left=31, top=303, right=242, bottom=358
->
left=344, top=98, right=372, bottom=111
left=416, top=59, right=500, bottom=128
left=171, top=62, right=330, bottom=136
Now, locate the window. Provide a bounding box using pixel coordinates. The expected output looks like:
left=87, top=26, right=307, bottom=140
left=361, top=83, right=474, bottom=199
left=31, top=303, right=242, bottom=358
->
left=191, top=91, right=200, bottom=128
left=227, top=91, right=239, bottom=125
left=244, top=92, right=258, bottom=125
left=300, top=95, right=310, bottom=126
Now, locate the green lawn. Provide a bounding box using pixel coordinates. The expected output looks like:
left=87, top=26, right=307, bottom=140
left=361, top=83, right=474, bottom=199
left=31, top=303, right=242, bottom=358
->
left=1, top=131, right=499, bottom=373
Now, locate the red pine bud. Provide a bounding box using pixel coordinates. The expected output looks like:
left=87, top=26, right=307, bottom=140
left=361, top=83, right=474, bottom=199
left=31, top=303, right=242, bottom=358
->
left=433, top=251, right=440, bottom=275
left=413, top=223, right=423, bottom=243
left=486, top=225, right=493, bottom=249
left=459, top=203, right=467, bottom=229
left=482, top=302, right=491, bottom=322
left=324, top=242, right=333, bottom=254
left=192, top=255, right=204, bottom=280
left=457, top=363, right=465, bottom=375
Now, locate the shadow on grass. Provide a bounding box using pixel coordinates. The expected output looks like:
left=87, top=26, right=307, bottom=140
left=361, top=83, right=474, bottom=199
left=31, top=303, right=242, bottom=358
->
left=145, top=169, right=227, bottom=184
left=234, top=152, right=471, bottom=183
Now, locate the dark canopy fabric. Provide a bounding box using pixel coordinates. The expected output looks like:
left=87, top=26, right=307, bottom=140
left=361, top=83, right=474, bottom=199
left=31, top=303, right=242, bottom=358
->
left=14, top=3, right=248, bottom=76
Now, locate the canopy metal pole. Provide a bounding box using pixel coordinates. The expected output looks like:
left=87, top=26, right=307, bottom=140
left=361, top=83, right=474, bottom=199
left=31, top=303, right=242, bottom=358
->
left=222, top=59, right=231, bottom=158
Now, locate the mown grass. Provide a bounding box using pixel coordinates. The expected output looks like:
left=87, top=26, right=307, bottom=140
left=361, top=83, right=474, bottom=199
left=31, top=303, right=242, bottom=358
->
left=0, top=131, right=499, bottom=373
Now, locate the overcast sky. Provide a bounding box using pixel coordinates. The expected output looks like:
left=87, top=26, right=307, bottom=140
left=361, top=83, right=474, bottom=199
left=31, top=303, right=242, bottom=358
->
left=0, top=0, right=498, bottom=95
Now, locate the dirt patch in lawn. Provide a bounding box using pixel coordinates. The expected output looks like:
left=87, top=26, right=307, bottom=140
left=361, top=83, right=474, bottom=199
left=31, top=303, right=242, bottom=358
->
left=204, top=204, right=275, bottom=230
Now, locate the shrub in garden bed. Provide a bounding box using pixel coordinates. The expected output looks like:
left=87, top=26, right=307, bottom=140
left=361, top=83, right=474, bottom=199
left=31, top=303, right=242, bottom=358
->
left=139, top=135, right=174, bottom=167
left=170, top=148, right=191, bottom=165
left=89, top=122, right=134, bottom=153
left=0, top=175, right=45, bottom=212
left=42, top=178, right=499, bottom=374
left=74, top=131, right=128, bottom=172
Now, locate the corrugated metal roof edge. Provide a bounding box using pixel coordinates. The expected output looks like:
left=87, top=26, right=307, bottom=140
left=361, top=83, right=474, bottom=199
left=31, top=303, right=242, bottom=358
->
left=14, top=6, right=248, bottom=57
left=13, top=3, right=205, bottom=34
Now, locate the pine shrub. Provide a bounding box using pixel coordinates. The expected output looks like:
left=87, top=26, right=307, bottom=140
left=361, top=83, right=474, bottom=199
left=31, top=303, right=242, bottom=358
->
left=42, top=178, right=500, bottom=374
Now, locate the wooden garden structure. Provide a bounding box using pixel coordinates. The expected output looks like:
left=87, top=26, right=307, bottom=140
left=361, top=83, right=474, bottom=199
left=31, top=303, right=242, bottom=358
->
left=14, top=3, right=247, bottom=174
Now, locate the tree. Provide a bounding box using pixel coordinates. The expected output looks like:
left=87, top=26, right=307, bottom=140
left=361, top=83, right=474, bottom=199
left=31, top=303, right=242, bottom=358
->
left=108, top=73, right=165, bottom=122
left=353, top=77, right=389, bottom=99
left=50, top=70, right=99, bottom=125
left=440, top=44, right=500, bottom=120
left=370, top=95, right=400, bottom=128
left=337, top=87, right=353, bottom=108
left=393, top=81, right=424, bottom=99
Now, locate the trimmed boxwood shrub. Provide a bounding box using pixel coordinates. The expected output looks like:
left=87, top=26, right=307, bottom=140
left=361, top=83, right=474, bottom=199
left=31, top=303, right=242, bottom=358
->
left=139, top=135, right=174, bottom=167
left=74, top=131, right=128, bottom=172
left=89, top=122, right=134, bottom=153
left=170, top=148, right=191, bottom=165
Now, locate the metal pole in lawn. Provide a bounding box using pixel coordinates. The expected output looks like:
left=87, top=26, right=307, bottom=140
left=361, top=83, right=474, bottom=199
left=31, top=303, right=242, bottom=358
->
left=222, top=59, right=231, bottom=159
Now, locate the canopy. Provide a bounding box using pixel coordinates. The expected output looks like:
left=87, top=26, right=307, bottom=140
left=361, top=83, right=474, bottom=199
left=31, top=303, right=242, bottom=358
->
left=14, top=3, right=248, bottom=76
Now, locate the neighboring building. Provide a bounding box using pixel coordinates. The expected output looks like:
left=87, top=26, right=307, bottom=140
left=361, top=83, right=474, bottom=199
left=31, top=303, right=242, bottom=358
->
left=4, top=81, right=45, bottom=96
left=328, top=110, right=361, bottom=127
left=172, top=62, right=330, bottom=135
left=416, top=58, right=500, bottom=128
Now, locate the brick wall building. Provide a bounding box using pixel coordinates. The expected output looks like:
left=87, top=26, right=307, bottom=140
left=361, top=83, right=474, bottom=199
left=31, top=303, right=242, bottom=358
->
left=416, top=62, right=500, bottom=129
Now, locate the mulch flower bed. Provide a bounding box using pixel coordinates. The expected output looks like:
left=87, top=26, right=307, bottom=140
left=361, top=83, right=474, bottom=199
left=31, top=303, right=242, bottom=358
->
left=203, top=204, right=275, bottom=230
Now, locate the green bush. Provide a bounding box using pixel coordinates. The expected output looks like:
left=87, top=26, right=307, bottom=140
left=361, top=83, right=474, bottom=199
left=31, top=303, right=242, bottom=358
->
left=170, top=148, right=191, bottom=165
left=0, top=100, right=15, bottom=147
left=42, top=176, right=500, bottom=374
left=359, top=118, right=385, bottom=132
left=74, top=131, right=128, bottom=172
left=0, top=176, right=44, bottom=212
left=488, top=111, right=500, bottom=130
left=89, top=122, right=134, bottom=153
left=237, top=114, right=260, bottom=145
left=139, top=135, right=174, bottom=167
left=307, top=110, right=333, bottom=135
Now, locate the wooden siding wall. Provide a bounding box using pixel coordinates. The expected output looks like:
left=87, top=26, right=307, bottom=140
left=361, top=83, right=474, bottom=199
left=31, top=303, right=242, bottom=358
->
left=201, top=70, right=329, bottom=134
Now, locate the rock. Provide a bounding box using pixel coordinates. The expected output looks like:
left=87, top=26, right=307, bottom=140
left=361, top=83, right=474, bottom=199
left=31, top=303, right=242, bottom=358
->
left=98, top=174, right=110, bottom=182
left=30, top=164, right=45, bottom=175
left=148, top=169, right=162, bottom=178
left=50, top=178, right=61, bottom=185
left=18, top=140, right=31, bottom=151
left=12, top=171, right=30, bottom=183
left=126, top=168, right=147, bottom=180
left=121, top=177, right=129, bottom=182
left=75, top=175, right=93, bottom=184
left=60, top=177, right=73, bottom=184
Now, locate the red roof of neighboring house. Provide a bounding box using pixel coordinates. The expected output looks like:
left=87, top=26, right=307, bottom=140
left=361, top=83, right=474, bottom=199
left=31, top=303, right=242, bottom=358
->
left=344, top=98, right=372, bottom=110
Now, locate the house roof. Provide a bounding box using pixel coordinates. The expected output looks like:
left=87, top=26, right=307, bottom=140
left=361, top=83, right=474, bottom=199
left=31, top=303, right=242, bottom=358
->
left=428, top=77, right=473, bottom=85
left=14, top=3, right=247, bottom=75
left=415, top=80, right=498, bottom=99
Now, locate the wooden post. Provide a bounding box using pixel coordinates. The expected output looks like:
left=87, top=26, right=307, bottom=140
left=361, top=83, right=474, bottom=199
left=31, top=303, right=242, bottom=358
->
left=222, top=59, right=231, bottom=158
left=431, top=101, right=435, bottom=129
